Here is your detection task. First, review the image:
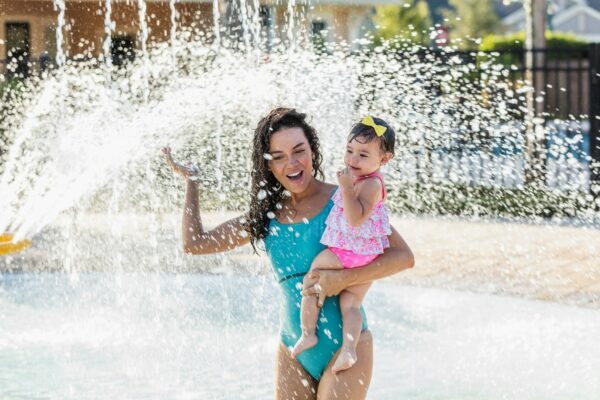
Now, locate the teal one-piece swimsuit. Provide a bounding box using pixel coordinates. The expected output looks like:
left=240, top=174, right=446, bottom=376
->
left=264, top=192, right=368, bottom=381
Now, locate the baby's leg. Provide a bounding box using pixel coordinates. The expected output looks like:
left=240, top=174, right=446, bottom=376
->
left=331, top=282, right=372, bottom=374
left=291, top=249, right=343, bottom=359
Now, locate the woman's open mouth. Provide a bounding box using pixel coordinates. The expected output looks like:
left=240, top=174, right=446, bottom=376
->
left=286, top=170, right=304, bottom=182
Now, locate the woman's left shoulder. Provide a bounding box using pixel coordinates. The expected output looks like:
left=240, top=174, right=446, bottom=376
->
left=320, top=182, right=338, bottom=196
left=321, top=181, right=337, bottom=191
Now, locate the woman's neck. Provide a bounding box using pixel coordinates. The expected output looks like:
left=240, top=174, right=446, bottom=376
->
left=289, top=177, right=322, bottom=206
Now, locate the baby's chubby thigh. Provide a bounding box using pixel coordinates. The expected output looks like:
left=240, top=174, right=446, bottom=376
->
left=301, top=249, right=345, bottom=292
left=309, top=249, right=345, bottom=272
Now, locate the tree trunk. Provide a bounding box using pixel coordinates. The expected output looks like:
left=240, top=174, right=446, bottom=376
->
left=523, top=0, right=547, bottom=185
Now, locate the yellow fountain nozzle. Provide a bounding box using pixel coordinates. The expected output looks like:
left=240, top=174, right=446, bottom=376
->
left=0, top=233, right=32, bottom=256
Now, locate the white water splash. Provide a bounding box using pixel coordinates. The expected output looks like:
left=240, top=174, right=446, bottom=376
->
left=53, top=0, right=66, bottom=67
left=103, top=0, right=113, bottom=67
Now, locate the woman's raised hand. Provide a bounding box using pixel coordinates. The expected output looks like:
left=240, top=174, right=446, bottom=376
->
left=162, top=147, right=200, bottom=180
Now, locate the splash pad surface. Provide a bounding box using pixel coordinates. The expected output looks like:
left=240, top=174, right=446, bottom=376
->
left=1, top=272, right=599, bottom=399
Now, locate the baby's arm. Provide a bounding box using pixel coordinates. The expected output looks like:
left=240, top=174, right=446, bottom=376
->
left=338, top=170, right=382, bottom=227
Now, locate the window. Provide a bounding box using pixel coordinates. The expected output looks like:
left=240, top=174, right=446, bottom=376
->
left=5, top=22, right=30, bottom=79
left=259, top=6, right=273, bottom=28
left=259, top=6, right=274, bottom=51
left=110, top=35, right=135, bottom=67
left=311, top=20, right=327, bottom=52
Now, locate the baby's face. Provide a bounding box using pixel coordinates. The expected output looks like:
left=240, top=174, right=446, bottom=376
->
left=344, top=136, right=391, bottom=177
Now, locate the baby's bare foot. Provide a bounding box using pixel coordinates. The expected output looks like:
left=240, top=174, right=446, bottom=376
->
left=291, top=334, right=318, bottom=358
left=331, top=348, right=357, bottom=374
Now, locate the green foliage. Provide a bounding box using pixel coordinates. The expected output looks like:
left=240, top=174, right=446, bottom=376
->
left=0, top=78, right=23, bottom=97
left=480, top=30, right=588, bottom=51
left=442, top=0, right=502, bottom=48
left=479, top=31, right=588, bottom=67
left=373, top=0, right=433, bottom=46
left=0, top=78, right=26, bottom=157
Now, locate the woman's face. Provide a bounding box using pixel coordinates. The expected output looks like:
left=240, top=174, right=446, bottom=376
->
left=267, top=127, right=314, bottom=194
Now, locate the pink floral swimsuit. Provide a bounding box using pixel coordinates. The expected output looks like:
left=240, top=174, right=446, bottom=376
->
left=320, top=171, right=391, bottom=268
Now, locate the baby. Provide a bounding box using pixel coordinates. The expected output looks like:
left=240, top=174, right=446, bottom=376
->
left=292, top=116, right=395, bottom=374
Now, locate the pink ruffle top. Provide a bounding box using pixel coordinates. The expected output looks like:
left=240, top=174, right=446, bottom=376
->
left=320, top=171, right=391, bottom=255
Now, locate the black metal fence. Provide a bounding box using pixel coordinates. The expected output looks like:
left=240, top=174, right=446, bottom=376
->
left=404, top=44, right=600, bottom=196
left=589, top=44, right=600, bottom=195
left=417, top=46, right=591, bottom=119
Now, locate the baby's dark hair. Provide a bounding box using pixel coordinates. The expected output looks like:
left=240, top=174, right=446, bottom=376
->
left=348, top=117, right=395, bottom=155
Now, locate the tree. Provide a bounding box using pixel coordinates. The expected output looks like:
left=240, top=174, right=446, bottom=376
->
left=442, top=0, right=501, bottom=46
left=373, top=0, right=433, bottom=46
left=523, top=0, right=547, bottom=185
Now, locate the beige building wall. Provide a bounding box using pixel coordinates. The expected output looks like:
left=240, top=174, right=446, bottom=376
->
left=0, top=0, right=373, bottom=75
left=266, top=3, right=372, bottom=48
left=0, top=0, right=212, bottom=62
left=0, top=1, right=56, bottom=60
left=308, top=4, right=371, bottom=47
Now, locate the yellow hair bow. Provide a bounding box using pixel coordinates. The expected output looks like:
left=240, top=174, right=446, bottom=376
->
left=361, top=116, right=387, bottom=137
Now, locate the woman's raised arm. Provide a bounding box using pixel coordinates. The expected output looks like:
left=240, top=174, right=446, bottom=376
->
left=164, top=147, right=250, bottom=255
left=304, top=225, right=414, bottom=306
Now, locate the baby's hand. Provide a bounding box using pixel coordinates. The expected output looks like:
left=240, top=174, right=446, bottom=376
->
left=162, top=147, right=200, bottom=179
left=336, top=167, right=353, bottom=188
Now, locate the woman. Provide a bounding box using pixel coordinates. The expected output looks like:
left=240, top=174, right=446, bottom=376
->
left=163, top=107, right=414, bottom=399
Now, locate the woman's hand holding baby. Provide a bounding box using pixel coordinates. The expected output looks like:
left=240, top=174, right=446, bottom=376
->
left=303, top=269, right=349, bottom=307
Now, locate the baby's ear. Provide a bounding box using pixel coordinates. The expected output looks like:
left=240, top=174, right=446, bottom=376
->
left=381, top=152, right=393, bottom=165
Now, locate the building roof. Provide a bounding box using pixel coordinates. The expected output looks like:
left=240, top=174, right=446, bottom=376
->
left=552, top=2, right=600, bottom=23
left=501, top=0, right=600, bottom=41
left=587, top=0, right=600, bottom=11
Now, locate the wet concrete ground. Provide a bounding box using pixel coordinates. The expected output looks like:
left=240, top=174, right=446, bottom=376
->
left=2, top=212, right=599, bottom=308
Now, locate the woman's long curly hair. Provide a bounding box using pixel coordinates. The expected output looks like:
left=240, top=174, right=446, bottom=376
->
left=247, top=107, right=324, bottom=252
